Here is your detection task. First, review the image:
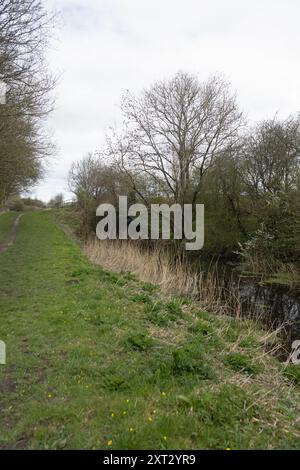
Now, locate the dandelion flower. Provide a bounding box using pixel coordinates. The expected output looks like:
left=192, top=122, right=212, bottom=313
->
left=107, top=440, right=113, bottom=446
left=148, top=416, right=153, bottom=422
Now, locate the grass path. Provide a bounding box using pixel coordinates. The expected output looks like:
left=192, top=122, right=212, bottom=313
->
left=0, top=211, right=18, bottom=246
left=0, top=211, right=300, bottom=449
left=0, top=213, right=23, bottom=253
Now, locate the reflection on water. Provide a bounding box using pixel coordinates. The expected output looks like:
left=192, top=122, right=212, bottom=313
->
left=194, top=255, right=300, bottom=357
left=237, top=279, right=300, bottom=347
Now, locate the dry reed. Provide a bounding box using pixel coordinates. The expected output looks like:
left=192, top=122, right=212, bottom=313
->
left=84, top=238, right=241, bottom=316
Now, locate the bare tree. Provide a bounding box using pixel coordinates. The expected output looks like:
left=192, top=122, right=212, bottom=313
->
left=68, top=153, right=142, bottom=207
left=241, top=115, right=300, bottom=200
left=109, top=72, right=243, bottom=204
left=0, top=0, right=56, bottom=206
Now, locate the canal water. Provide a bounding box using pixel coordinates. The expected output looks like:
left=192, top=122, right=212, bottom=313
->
left=237, top=276, right=300, bottom=353
left=186, top=251, right=300, bottom=357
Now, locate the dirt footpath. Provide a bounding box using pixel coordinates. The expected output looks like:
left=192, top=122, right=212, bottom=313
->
left=0, top=214, right=23, bottom=253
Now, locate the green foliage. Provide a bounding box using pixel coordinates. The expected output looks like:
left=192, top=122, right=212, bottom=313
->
left=102, top=374, right=129, bottom=391
left=125, top=333, right=154, bottom=351
left=283, top=365, right=300, bottom=386
left=130, top=292, right=152, bottom=304
left=145, top=299, right=183, bottom=326
left=192, top=384, right=261, bottom=426
left=188, top=319, right=213, bottom=336
left=8, top=198, right=25, bottom=212
left=141, top=283, right=158, bottom=293
left=22, top=197, right=45, bottom=208
left=172, top=347, right=215, bottom=379
left=165, top=300, right=183, bottom=317
left=223, top=352, right=263, bottom=376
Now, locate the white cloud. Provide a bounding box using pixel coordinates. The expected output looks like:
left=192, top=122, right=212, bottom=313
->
left=32, top=0, right=300, bottom=201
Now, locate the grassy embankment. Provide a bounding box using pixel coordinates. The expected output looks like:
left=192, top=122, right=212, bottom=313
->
left=0, top=210, right=300, bottom=449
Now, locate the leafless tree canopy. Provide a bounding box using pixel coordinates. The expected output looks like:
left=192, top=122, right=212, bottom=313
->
left=69, top=153, right=128, bottom=204
left=241, top=116, right=300, bottom=198
left=0, top=0, right=56, bottom=205
left=70, top=71, right=300, bottom=261
left=109, top=72, right=243, bottom=204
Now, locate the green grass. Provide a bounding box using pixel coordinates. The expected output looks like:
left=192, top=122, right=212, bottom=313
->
left=0, top=211, right=17, bottom=244
left=0, top=211, right=300, bottom=449
left=223, top=352, right=263, bottom=376
left=283, top=365, right=300, bottom=385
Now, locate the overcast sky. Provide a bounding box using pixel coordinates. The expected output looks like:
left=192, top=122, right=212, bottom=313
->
left=31, top=0, right=300, bottom=201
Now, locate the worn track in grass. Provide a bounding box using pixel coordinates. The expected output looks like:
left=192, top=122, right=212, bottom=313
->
left=0, top=214, right=23, bottom=253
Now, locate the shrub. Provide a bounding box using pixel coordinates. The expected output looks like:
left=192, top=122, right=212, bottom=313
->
left=283, top=365, right=300, bottom=385
left=145, top=299, right=183, bottom=326
left=171, top=346, right=215, bottom=379
left=125, top=333, right=154, bottom=351
left=165, top=300, right=183, bottom=318
left=188, top=319, right=213, bottom=336
left=8, top=197, right=25, bottom=211
left=192, top=384, right=259, bottom=426
left=223, top=352, right=262, bottom=376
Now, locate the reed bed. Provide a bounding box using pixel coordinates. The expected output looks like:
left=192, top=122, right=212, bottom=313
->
left=84, top=238, right=241, bottom=317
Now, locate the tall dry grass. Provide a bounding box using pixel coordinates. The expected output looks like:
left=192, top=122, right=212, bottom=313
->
left=84, top=237, right=293, bottom=357
left=239, top=253, right=300, bottom=288
left=84, top=238, right=241, bottom=316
